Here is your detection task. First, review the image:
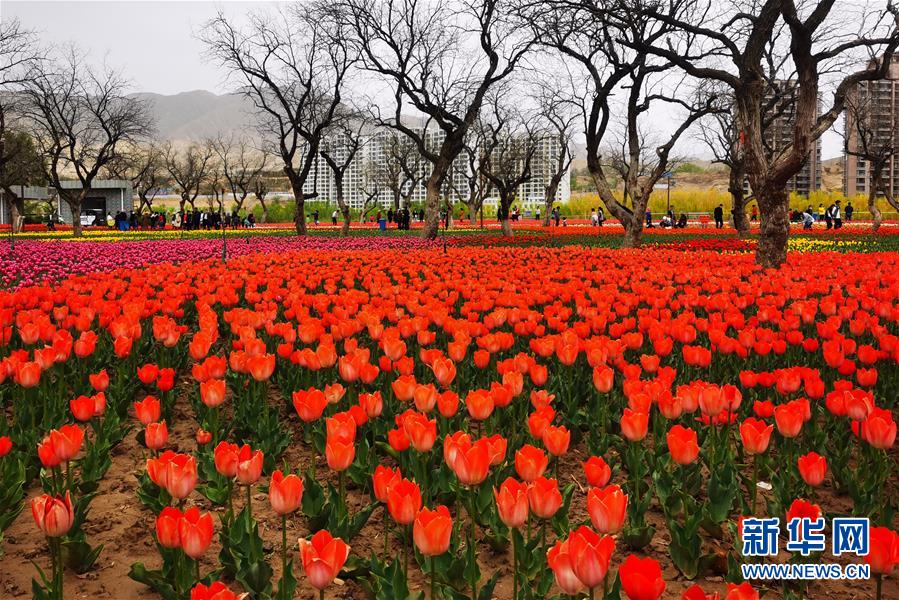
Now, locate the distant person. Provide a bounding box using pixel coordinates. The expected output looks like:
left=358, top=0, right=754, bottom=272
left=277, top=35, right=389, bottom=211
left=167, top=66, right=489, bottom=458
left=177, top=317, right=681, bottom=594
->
left=645, top=209, right=653, bottom=228
left=817, top=203, right=825, bottom=222
left=824, top=202, right=835, bottom=229
left=831, top=200, right=842, bottom=229
left=313, top=209, right=319, bottom=225
left=597, top=206, right=605, bottom=227
left=802, top=209, right=814, bottom=229
left=677, top=213, right=688, bottom=228
left=387, top=208, right=394, bottom=223
left=845, top=202, right=854, bottom=222
left=535, top=207, right=541, bottom=221
left=750, top=205, right=758, bottom=221
left=331, top=209, right=338, bottom=225
left=553, top=206, right=561, bottom=226
left=590, top=208, right=598, bottom=226
left=714, top=204, right=724, bottom=228
left=106, top=212, right=114, bottom=227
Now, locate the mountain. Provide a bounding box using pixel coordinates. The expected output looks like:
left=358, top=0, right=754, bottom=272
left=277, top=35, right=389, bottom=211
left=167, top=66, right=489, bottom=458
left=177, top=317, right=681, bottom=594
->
left=133, top=90, right=259, bottom=141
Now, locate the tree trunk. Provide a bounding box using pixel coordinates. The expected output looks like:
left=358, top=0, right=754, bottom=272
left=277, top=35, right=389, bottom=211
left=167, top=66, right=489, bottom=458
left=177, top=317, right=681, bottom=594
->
left=341, top=207, right=351, bottom=237
left=287, top=175, right=307, bottom=235
left=868, top=188, right=882, bottom=232
left=70, top=200, right=83, bottom=237
left=468, top=203, right=478, bottom=224
left=500, top=219, right=512, bottom=236
left=755, top=186, right=790, bottom=268
left=10, top=195, right=24, bottom=233
left=729, top=166, right=750, bottom=237
left=542, top=196, right=554, bottom=227
left=422, top=174, right=441, bottom=239
left=621, top=216, right=642, bottom=248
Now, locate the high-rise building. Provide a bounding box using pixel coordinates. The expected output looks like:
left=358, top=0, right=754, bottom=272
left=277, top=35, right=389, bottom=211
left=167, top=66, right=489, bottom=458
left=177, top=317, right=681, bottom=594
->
left=843, top=61, right=899, bottom=198
left=759, top=81, right=823, bottom=196
left=309, top=119, right=570, bottom=210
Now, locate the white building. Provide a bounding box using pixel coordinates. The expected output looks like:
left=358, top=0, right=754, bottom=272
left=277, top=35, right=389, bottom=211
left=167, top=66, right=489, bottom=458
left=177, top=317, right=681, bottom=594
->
left=309, top=121, right=570, bottom=210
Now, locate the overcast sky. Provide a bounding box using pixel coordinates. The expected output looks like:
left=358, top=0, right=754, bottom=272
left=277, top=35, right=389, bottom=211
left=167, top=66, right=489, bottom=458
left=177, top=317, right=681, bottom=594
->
left=5, top=0, right=844, bottom=159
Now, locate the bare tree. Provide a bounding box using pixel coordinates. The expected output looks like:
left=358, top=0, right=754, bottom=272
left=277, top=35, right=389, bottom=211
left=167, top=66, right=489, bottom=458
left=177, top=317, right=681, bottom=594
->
left=201, top=2, right=355, bottom=235
left=357, top=157, right=382, bottom=221
left=212, top=133, right=269, bottom=216
left=164, top=141, right=214, bottom=214
left=252, top=175, right=270, bottom=222
left=529, top=0, right=715, bottom=247
left=107, top=141, right=166, bottom=214
left=0, top=19, right=42, bottom=232
left=532, top=73, right=577, bottom=226
left=23, top=49, right=153, bottom=236
left=320, top=115, right=366, bottom=235
left=843, top=74, right=899, bottom=230
left=480, top=95, right=541, bottom=236
left=379, top=131, right=425, bottom=213
left=459, top=121, right=493, bottom=225
left=342, top=0, right=533, bottom=238
left=638, top=0, right=899, bottom=266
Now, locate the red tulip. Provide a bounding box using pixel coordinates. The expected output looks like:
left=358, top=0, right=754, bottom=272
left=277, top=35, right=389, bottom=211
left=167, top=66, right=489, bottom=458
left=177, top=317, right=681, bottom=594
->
left=47, top=424, right=84, bottom=462
left=200, top=379, right=226, bottom=408
left=236, top=445, right=264, bottom=485
left=137, top=363, right=160, bottom=385
left=528, top=476, right=562, bottom=519
left=359, top=391, right=383, bottom=418
left=134, top=396, right=162, bottom=426
left=797, top=452, right=827, bottom=487
left=70, top=395, right=96, bottom=422
left=247, top=353, right=275, bottom=381
left=862, top=408, right=896, bottom=449
left=147, top=451, right=198, bottom=499
left=437, top=390, right=459, bottom=418
left=179, top=507, right=214, bottom=558
left=145, top=421, right=169, bottom=451
left=583, top=456, right=612, bottom=488
left=373, top=465, right=402, bottom=502
left=740, top=418, right=774, bottom=455
left=196, top=428, right=212, bottom=445
left=269, top=470, right=304, bottom=515
left=546, top=538, right=585, bottom=595
left=292, top=388, right=328, bottom=422
left=725, top=582, right=759, bottom=600
left=683, top=584, right=720, bottom=600
left=620, top=408, right=649, bottom=442
left=865, top=526, right=899, bottom=575
left=484, top=434, right=507, bottom=466
left=619, top=554, right=666, bottom=600
left=586, top=484, right=628, bottom=534
left=157, top=368, right=175, bottom=392
left=494, top=477, right=529, bottom=528
left=593, top=366, right=614, bottom=393
left=465, top=389, right=494, bottom=421
left=325, top=439, right=355, bottom=471
left=450, top=438, right=491, bottom=486
left=667, top=425, right=700, bottom=465
left=190, top=581, right=243, bottom=600
left=326, top=412, right=357, bottom=444
left=542, top=425, right=570, bottom=457
left=387, top=478, right=422, bottom=525
left=0, top=436, right=12, bottom=458
left=155, top=506, right=183, bottom=548
left=568, top=525, right=615, bottom=590
left=431, top=357, right=456, bottom=388
left=514, top=444, right=548, bottom=482
left=214, top=441, right=239, bottom=478
left=403, top=412, right=437, bottom=453
left=88, top=369, right=109, bottom=392
left=31, top=492, right=74, bottom=537
left=413, top=505, right=453, bottom=556
left=298, top=530, right=350, bottom=590
left=785, top=498, right=822, bottom=531
left=774, top=402, right=804, bottom=438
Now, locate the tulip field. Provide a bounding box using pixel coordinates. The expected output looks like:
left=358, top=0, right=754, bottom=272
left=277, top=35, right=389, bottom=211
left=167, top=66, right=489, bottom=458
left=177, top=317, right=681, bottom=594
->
left=0, top=229, right=897, bottom=600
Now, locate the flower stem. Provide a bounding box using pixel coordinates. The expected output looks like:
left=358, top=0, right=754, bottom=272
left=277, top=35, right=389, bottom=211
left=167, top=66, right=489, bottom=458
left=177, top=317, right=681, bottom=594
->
left=281, top=514, right=288, bottom=576
left=876, top=574, right=882, bottom=600
left=512, top=530, right=517, bottom=600
left=751, top=455, right=758, bottom=515
left=246, top=484, right=252, bottom=520
left=431, top=554, right=436, bottom=599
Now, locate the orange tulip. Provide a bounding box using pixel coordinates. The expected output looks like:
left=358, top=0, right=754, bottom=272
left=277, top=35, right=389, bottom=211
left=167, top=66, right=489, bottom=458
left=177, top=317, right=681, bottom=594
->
left=292, top=388, right=328, bottom=422
left=145, top=421, right=169, bottom=451
left=31, top=491, right=74, bottom=537
left=372, top=465, right=402, bottom=503
left=774, top=402, right=804, bottom=438
left=620, top=408, right=649, bottom=442
left=134, top=396, right=162, bottom=426
left=724, top=582, right=759, bottom=600
left=325, top=439, right=355, bottom=471
left=568, top=525, right=615, bottom=590
left=15, top=361, right=41, bottom=388
left=465, top=389, right=494, bottom=421
left=586, top=484, right=628, bottom=534
left=413, top=383, right=438, bottom=412
left=542, top=425, right=570, bottom=457
left=494, top=477, right=529, bottom=528
left=326, top=412, right=357, bottom=445
left=214, top=441, right=240, bottom=478
left=88, top=369, right=109, bottom=392
left=403, top=412, right=437, bottom=453
left=200, top=379, right=226, bottom=408
left=269, top=470, right=304, bottom=515
left=546, top=538, right=585, bottom=595
left=865, top=526, right=899, bottom=575
left=527, top=476, right=562, bottom=519
left=450, top=438, right=491, bottom=486
left=431, top=357, right=456, bottom=388
left=236, top=444, right=264, bottom=485
left=593, top=365, right=614, bottom=393
left=190, top=582, right=243, bottom=600
left=179, top=507, right=214, bottom=558
left=514, top=444, right=548, bottom=482
left=583, top=456, right=612, bottom=488
left=666, top=425, right=700, bottom=465
left=740, top=418, right=774, bottom=454
left=797, top=452, right=827, bottom=487
left=387, top=478, right=422, bottom=525
left=298, top=530, right=350, bottom=590
left=137, top=363, right=160, bottom=385
left=155, top=506, right=183, bottom=548
left=619, top=554, right=666, bottom=600
left=413, top=505, right=453, bottom=556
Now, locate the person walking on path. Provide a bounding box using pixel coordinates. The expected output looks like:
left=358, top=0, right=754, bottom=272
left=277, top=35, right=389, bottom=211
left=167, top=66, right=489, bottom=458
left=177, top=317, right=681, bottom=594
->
left=714, top=204, right=724, bottom=228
